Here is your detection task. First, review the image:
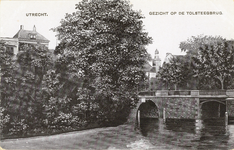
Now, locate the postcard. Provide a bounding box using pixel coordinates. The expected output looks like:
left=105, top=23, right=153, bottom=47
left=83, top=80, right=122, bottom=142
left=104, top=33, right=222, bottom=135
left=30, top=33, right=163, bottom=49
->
left=0, top=0, right=234, bottom=149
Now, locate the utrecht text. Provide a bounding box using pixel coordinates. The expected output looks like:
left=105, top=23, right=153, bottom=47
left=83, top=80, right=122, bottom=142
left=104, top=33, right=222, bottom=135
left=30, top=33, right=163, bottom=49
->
left=26, top=13, right=48, bottom=17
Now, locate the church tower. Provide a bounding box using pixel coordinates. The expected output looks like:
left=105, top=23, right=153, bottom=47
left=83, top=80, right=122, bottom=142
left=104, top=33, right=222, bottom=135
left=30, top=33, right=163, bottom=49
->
left=152, top=49, right=161, bottom=73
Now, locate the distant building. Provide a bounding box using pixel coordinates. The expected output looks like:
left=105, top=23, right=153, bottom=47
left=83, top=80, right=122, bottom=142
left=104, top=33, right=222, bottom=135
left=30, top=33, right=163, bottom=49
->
left=0, top=37, right=18, bottom=57
left=153, top=49, right=161, bottom=72
left=164, top=52, right=184, bottom=65
left=144, top=49, right=161, bottom=79
left=13, top=25, right=50, bottom=48
left=164, top=53, right=173, bottom=64
left=143, top=49, right=161, bottom=91
left=0, top=25, right=50, bottom=57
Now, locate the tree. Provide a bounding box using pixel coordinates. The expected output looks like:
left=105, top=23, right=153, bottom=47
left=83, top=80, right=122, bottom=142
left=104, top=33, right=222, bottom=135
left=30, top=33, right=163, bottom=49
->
left=52, top=0, right=152, bottom=125
left=180, top=35, right=224, bottom=58
left=0, top=41, right=15, bottom=107
left=13, top=44, right=53, bottom=127
left=0, top=41, right=14, bottom=135
left=157, top=57, right=185, bottom=90
left=193, top=39, right=234, bottom=89
left=1, top=42, right=53, bottom=136
left=179, top=35, right=227, bottom=89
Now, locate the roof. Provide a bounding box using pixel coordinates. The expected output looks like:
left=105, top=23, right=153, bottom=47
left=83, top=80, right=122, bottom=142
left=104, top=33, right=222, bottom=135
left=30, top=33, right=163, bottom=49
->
left=173, top=55, right=184, bottom=59
left=164, top=53, right=186, bottom=64
left=13, top=27, right=49, bottom=43
left=0, top=37, right=18, bottom=46
left=0, top=37, right=18, bottom=41
left=150, top=67, right=156, bottom=72
left=143, top=61, right=158, bottom=73
left=155, top=49, right=159, bottom=54
left=143, top=62, right=152, bottom=72
left=164, top=53, right=173, bottom=63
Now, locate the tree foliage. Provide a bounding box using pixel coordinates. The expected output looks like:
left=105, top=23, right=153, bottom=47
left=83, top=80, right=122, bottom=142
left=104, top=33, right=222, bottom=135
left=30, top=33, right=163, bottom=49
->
left=0, top=41, right=14, bottom=136
left=157, top=35, right=234, bottom=90
left=157, top=56, right=187, bottom=90
left=180, top=35, right=234, bottom=89
left=51, top=0, right=152, bottom=125
left=193, top=39, right=234, bottom=89
left=1, top=43, right=53, bottom=136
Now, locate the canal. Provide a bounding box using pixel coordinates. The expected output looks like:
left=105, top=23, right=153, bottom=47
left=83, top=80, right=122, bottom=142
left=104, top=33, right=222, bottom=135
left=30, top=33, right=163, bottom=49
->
left=138, top=118, right=234, bottom=149
left=1, top=118, right=234, bottom=149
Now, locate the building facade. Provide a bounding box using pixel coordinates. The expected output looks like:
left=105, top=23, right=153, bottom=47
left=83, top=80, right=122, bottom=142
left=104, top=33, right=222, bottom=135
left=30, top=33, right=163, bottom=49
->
left=0, top=37, right=18, bottom=57
left=0, top=25, right=50, bottom=57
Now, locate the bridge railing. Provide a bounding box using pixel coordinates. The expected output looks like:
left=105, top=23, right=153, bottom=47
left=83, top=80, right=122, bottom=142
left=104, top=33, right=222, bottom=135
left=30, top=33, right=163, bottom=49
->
left=138, top=91, right=155, bottom=96
left=168, top=90, right=191, bottom=95
left=199, top=90, right=226, bottom=95
left=138, top=90, right=231, bottom=96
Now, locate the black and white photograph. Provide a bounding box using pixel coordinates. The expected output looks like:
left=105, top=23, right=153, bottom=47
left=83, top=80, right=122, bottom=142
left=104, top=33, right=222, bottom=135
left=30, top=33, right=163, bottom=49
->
left=0, top=0, right=234, bottom=149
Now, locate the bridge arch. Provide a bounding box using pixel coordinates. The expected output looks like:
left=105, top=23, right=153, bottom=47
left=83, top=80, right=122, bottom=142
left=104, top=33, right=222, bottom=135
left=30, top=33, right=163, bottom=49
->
left=136, top=100, right=159, bottom=127
left=200, top=99, right=226, bottom=119
left=200, top=100, right=226, bottom=106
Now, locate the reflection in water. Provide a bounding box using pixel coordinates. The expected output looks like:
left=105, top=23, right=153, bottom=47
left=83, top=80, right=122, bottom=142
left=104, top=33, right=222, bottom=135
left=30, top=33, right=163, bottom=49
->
left=139, top=118, right=234, bottom=149
left=140, top=118, right=159, bottom=136
left=166, top=119, right=195, bottom=133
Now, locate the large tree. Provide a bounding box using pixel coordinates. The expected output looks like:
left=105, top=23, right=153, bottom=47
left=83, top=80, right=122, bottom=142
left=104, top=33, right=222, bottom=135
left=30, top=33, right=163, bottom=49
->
left=193, top=39, right=234, bottom=89
left=179, top=35, right=229, bottom=89
left=180, top=35, right=224, bottom=58
left=52, top=0, right=152, bottom=125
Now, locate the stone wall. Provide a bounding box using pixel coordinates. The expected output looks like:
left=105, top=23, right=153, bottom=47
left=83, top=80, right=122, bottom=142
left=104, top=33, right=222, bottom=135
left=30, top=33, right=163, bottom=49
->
left=227, top=100, right=234, bottom=117
left=128, top=90, right=234, bottom=125
left=127, top=96, right=199, bottom=124
left=155, top=97, right=198, bottom=119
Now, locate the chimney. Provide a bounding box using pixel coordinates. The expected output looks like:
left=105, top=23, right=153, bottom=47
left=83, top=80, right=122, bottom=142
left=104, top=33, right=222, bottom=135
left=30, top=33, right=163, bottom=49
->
left=33, top=25, right=36, bottom=31
left=20, top=25, right=24, bottom=30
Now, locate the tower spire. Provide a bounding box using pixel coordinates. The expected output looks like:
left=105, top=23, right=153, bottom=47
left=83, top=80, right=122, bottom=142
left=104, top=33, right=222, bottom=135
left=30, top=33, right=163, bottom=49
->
left=33, top=25, right=36, bottom=32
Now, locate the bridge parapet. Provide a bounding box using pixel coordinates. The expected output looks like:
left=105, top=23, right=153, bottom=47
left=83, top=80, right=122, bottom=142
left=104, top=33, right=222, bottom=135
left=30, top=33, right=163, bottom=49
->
left=139, top=90, right=234, bottom=98
left=129, top=90, right=234, bottom=125
left=199, top=90, right=226, bottom=95
left=226, top=89, right=234, bottom=97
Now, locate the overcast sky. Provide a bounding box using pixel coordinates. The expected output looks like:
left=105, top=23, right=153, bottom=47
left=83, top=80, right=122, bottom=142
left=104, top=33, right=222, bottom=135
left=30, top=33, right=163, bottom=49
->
left=0, top=0, right=233, bottom=62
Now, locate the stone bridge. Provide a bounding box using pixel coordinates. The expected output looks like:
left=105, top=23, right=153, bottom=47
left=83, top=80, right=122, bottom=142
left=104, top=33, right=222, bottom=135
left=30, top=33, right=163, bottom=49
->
left=127, top=90, right=234, bottom=127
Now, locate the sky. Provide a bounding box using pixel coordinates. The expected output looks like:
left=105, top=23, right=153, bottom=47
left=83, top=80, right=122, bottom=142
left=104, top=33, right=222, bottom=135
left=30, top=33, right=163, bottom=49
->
left=0, top=0, right=234, bottom=63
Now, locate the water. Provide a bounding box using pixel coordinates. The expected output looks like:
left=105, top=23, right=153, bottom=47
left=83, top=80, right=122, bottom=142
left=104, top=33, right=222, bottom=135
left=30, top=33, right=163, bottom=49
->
left=1, top=118, right=234, bottom=149
left=138, top=118, right=234, bottom=149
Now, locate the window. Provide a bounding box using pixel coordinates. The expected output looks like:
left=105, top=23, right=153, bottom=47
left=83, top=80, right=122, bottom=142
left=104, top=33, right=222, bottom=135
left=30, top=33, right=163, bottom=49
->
left=29, top=34, right=36, bottom=39
left=6, top=47, right=14, bottom=55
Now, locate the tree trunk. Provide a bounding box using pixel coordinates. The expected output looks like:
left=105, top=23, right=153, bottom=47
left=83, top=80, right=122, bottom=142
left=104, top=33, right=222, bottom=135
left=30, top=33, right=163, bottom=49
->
left=216, top=76, right=224, bottom=90
left=218, top=77, right=224, bottom=90
left=221, top=80, right=224, bottom=90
